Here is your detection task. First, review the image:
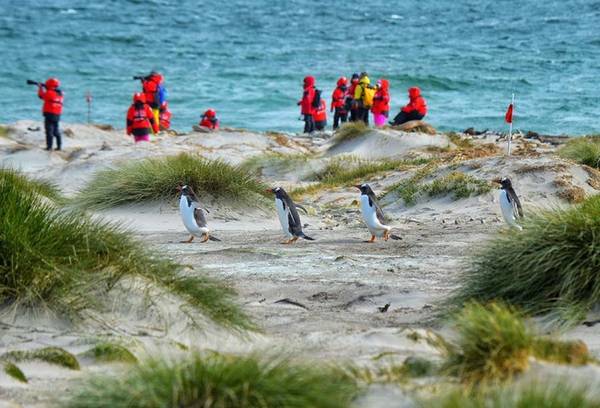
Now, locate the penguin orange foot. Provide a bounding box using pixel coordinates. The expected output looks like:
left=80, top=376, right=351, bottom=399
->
left=181, top=235, right=194, bottom=243
left=200, top=234, right=210, bottom=243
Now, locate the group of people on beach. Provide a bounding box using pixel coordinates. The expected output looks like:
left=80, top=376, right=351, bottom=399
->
left=299, top=72, right=428, bottom=133
left=31, top=71, right=428, bottom=148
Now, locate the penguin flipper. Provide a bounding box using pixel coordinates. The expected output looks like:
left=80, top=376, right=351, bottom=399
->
left=300, top=234, right=315, bottom=241
left=296, top=204, right=309, bottom=215
left=208, top=235, right=221, bottom=242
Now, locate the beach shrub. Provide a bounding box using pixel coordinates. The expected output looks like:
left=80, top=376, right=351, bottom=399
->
left=559, top=136, right=600, bottom=168
left=425, top=171, right=491, bottom=200
left=3, top=347, right=80, bottom=370
left=423, top=382, right=600, bottom=408
left=449, top=195, right=600, bottom=322
left=82, top=342, right=138, bottom=364
left=75, top=153, right=267, bottom=209
left=331, top=121, right=369, bottom=145
left=2, top=361, right=27, bottom=383
left=65, top=353, right=360, bottom=408
left=0, top=167, right=61, bottom=201
left=0, top=169, right=251, bottom=328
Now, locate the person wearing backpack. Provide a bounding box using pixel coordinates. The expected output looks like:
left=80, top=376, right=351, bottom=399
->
left=126, top=93, right=158, bottom=143
left=331, top=77, right=348, bottom=130
left=141, top=72, right=167, bottom=125
left=390, top=87, right=427, bottom=126
left=199, top=109, right=219, bottom=130
left=313, top=89, right=327, bottom=131
left=298, top=76, right=316, bottom=133
left=371, top=79, right=390, bottom=128
left=346, top=73, right=360, bottom=122
left=353, top=72, right=375, bottom=125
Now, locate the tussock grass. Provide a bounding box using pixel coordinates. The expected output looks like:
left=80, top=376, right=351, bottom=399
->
left=3, top=347, right=80, bottom=370
left=532, top=338, right=592, bottom=365
left=0, top=168, right=61, bottom=201
left=0, top=170, right=251, bottom=328
left=2, top=361, right=27, bottom=383
left=426, top=171, right=491, bottom=200
left=65, top=353, right=359, bottom=408
left=423, top=382, right=600, bottom=408
left=82, top=342, right=137, bottom=364
left=559, top=136, right=600, bottom=168
left=76, top=153, right=267, bottom=209
left=449, top=195, right=600, bottom=322
left=331, top=121, right=369, bottom=145
left=344, top=356, right=437, bottom=385
left=0, top=125, right=10, bottom=138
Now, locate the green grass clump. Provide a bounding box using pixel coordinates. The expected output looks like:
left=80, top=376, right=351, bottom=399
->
left=532, top=338, right=592, bottom=365
left=425, top=171, right=491, bottom=200
left=331, top=121, right=370, bottom=145
left=559, top=136, right=600, bottom=168
left=3, top=347, right=80, bottom=370
left=439, top=302, right=533, bottom=384
left=0, top=125, right=10, bottom=138
left=423, top=383, right=600, bottom=408
left=2, top=361, right=28, bottom=383
left=0, top=169, right=251, bottom=328
left=65, top=353, right=360, bottom=408
left=75, top=153, right=267, bottom=209
left=449, top=195, right=600, bottom=322
left=0, top=168, right=61, bottom=201
left=82, top=342, right=138, bottom=364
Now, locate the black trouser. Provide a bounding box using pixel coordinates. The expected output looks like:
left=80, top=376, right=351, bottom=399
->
left=303, top=114, right=315, bottom=133
left=315, top=120, right=326, bottom=131
left=333, top=108, right=348, bottom=130
left=44, top=113, right=61, bottom=150
left=358, top=107, right=370, bottom=125
left=349, top=108, right=359, bottom=122
left=391, top=111, right=424, bottom=126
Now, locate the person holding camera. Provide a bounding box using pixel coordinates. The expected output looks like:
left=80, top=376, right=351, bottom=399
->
left=36, top=78, right=64, bottom=151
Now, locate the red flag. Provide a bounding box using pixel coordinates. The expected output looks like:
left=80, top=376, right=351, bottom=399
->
left=505, top=103, right=513, bottom=124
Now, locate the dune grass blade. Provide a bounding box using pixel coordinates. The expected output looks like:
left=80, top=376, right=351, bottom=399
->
left=448, top=195, right=600, bottom=322
left=65, top=353, right=360, bottom=408
left=423, top=382, right=599, bottom=408
left=2, top=361, right=28, bottom=383
left=0, top=169, right=251, bottom=328
left=82, top=343, right=137, bottom=364
left=75, top=153, right=268, bottom=209
left=439, top=302, right=532, bottom=384
left=0, top=167, right=62, bottom=201
left=558, top=136, right=600, bottom=168
left=3, top=347, right=80, bottom=370
left=424, top=171, right=491, bottom=200
left=331, top=121, right=369, bottom=145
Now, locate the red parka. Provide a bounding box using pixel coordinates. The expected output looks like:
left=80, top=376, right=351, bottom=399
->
left=159, top=102, right=171, bottom=130
left=401, top=87, right=427, bottom=116
left=142, top=74, right=161, bottom=108
left=199, top=116, right=219, bottom=130
left=38, top=79, right=63, bottom=115
left=371, top=79, right=390, bottom=115
left=298, top=76, right=316, bottom=115
left=127, top=103, right=158, bottom=135
left=331, top=87, right=346, bottom=111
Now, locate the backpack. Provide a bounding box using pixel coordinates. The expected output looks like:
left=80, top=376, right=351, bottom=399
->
left=157, top=84, right=168, bottom=105
left=361, top=84, right=376, bottom=108
left=312, top=89, right=322, bottom=109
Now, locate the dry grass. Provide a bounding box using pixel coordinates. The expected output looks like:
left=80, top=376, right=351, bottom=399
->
left=331, top=122, right=370, bottom=145
left=514, top=162, right=568, bottom=174
left=554, top=175, right=586, bottom=203
left=583, top=165, right=600, bottom=190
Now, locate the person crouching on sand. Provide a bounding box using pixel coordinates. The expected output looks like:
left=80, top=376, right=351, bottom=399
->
left=126, top=93, right=158, bottom=143
left=37, top=77, right=64, bottom=151
left=390, top=87, right=427, bottom=126
left=199, top=109, right=219, bottom=130
left=371, top=79, right=390, bottom=128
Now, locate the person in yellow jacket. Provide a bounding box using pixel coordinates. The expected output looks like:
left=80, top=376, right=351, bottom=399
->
left=353, top=72, right=375, bottom=125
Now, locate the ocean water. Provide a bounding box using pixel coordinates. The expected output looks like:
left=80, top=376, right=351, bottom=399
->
left=1, top=0, right=599, bottom=135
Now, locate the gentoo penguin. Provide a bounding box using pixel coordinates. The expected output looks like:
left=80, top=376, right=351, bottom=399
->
left=355, top=183, right=401, bottom=242
left=497, top=177, right=524, bottom=230
left=267, top=187, right=314, bottom=244
left=177, top=184, right=221, bottom=243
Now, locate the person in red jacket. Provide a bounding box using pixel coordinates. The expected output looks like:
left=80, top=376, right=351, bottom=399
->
left=330, top=77, right=348, bottom=130
left=199, top=109, right=219, bottom=130
left=141, top=72, right=163, bottom=124
left=297, top=76, right=315, bottom=133
left=313, top=90, right=327, bottom=131
left=346, top=73, right=360, bottom=122
left=371, top=79, right=390, bottom=128
left=37, top=77, right=64, bottom=151
left=126, top=93, right=158, bottom=143
left=390, top=87, right=427, bottom=126
left=159, top=101, right=172, bottom=131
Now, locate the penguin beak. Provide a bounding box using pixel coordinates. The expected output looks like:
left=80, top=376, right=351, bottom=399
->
left=354, top=185, right=362, bottom=190
left=176, top=185, right=182, bottom=192
left=265, top=188, right=274, bottom=194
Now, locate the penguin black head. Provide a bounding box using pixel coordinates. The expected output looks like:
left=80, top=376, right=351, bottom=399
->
left=355, top=183, right=375, bottom=196
left=267, top=186, right=288, bottom=199
left=500, top=177, right=513, bottom=190
left=177, top=184, right=193, bottom=196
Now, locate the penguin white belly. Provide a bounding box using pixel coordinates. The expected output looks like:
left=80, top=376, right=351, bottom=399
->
left=499, top=190, right=521, bottom=230
left=275, top=198, right=293, bottom=238
left=360, top=195, right=389, bottom=237
left=179, top=196, right=209, bottom=237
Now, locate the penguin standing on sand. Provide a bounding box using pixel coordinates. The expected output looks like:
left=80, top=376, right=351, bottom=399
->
left=177, top=184, right=221, bottom=243
left=355, top=184, right=401, bottom=242
left=268, top=187, right=314, bottom=244
left=497, top=177, right=524, bottom=230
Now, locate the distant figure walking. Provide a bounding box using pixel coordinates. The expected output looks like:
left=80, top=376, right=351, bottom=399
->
left=198, top=109, right=219, bottom=130
left=126, top=93, right=158, bottom=143
left=371, top=79, right=390, bottom=128
left=36, top=78, right=64, bottom=151
left=331, top=77, right=348, bottom=130
left=298, top=76, right=316, bottom=133
left=390, top=87, right=427, bottom=126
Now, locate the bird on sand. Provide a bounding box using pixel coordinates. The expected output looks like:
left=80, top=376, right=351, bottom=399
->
left=267, top=187, right=314, bottom=244
left=495, top=177, right=523, bottom=230
left=177, top=184, right=221, bottom=243
left=355, top=183, right=402, bottom=242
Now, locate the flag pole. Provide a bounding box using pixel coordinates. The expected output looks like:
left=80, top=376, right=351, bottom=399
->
left=507, top=93, right=514, bottom=156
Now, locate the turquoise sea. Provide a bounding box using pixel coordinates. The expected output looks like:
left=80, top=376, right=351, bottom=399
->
left=1, top=0, right=599, bottom=134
